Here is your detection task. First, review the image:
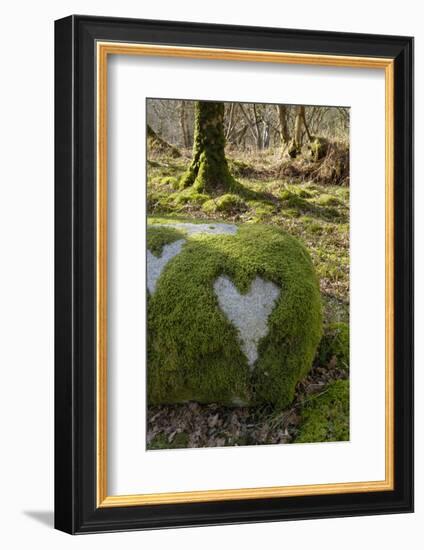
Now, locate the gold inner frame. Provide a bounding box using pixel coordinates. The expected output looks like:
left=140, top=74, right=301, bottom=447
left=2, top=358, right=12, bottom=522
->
left=96, top=42, right=395, bottom=508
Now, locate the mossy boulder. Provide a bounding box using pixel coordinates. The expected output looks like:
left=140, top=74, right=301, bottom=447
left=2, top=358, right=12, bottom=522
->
left=147, top=221, right=323, bottom=408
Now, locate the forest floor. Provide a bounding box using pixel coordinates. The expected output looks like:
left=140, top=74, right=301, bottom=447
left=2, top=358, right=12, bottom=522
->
left=146, top=147, right=350, bottom=449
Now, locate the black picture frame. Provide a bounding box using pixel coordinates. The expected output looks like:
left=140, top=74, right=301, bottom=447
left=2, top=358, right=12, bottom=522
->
left=55, top=14, right=414, bottom=534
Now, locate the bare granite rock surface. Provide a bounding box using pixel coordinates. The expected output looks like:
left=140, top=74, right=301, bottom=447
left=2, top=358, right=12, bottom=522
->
left=213, top=275, right=281, bottom=368
left=150, top=222, right=238, bottom=236
left=147, top=239, right=186, bottom=294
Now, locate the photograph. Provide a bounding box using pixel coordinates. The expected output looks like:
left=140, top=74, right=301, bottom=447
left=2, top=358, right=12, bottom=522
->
left=146, top=98, right=350, bottom=450
left=0, top=0, right=418, bottom=542
left=52, top=14, right=413, bottom=534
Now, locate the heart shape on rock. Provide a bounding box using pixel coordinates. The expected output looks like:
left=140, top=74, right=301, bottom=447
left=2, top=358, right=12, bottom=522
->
left=147, top=239, right=186, bottom=294
left=213, top=275, right=281, bottom=368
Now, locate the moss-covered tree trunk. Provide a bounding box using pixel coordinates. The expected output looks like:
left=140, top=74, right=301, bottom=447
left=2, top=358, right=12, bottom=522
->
left=180, top=101, right=233, bottom=194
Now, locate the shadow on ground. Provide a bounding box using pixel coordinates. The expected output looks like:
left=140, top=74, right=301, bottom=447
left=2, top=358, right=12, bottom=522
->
left=23, top=510, right=54, bottom=528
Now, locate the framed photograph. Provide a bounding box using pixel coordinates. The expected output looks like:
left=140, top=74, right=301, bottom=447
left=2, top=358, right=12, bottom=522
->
left=54, top=15, right=413, bottom=534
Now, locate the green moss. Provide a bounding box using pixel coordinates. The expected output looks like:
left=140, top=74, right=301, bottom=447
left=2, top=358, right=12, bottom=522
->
left=302, top=184, right=320, bottom=196
left=229, top=159, right=254, bottom=177
left=280, top=190, right=311, bottom=211
left=148, top=432, right=190, bottom=450
left=147, top=187, right=211, bottom=213
left=279, top=189, right=292, bottom=202
left=146, top=225, right=186, bottom=257
left=296, top=188, right=314, bottom=199
left=148, top=160, right=187, bottom=179
left=217, top=194, right=247, bottom=212
left=202, top=199, right=216, bottom=213
left=280, top=189, right=344, bottom=222
left=335, top=187, right=350, bottom=201
left=248, top=200, right=276, bottom=216
left=160, top=176, right=179, bottom=189
left=147, top=190, right=173, bottom=213
left=295, top=380, right=349, bottom=443
left=299, top=216, right=323, bottom=234
left=203, top=193, right=248, bottom=214
left=317, top=322, right=349, bottom=370
left=309, top=136, right=328, bottom=161
left=322, top=206, right=341, bottom=220
left=315, top=194, right=340, bottom=207
left=173, top=189, right=210, bottom=206
left=284, top=209, right=301, bottom=219
left=147, top=223, right=322, bottom=408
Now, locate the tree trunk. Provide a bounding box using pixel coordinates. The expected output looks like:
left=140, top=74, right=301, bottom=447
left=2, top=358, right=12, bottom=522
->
left=225, top=103, right=236, bottom=141
left=277, top=105, right=290, bottom=151
left=178, top=101, right=190, bottom=148
left=252, top=104, right=263, bottom=150
left=287, top=105, right=306, bottom=158
left=239, top=104, right=263, bottom=151
left=294, top=105, right=305, bottom=149
left=301, top=107, right=312, bottom=142
left=180, top=101, right=233, bottom=193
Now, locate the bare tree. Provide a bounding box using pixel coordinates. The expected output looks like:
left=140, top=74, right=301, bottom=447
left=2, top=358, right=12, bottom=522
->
left=178, top=101, right=190, bottom=148
left=147, top=98, right=349, bottom=157
left=277, top=105, right=290, bottom=153
left=239, top=104, right=265, bottom=150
